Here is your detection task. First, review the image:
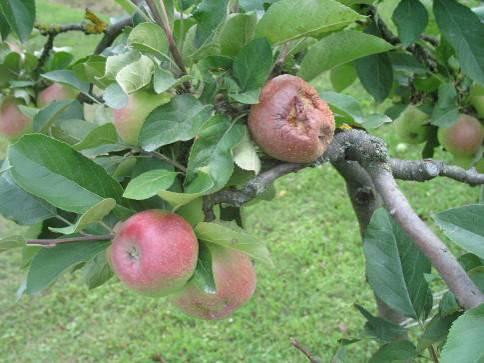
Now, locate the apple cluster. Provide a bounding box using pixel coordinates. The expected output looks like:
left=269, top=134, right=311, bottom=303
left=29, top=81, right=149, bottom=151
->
left=394, top=84, right=484, bottom=171
left=108, top=210, right=257, bottom=320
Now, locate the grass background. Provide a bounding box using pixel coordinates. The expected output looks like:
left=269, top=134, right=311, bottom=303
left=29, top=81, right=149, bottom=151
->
left=0, top=1, right=480, bottom=362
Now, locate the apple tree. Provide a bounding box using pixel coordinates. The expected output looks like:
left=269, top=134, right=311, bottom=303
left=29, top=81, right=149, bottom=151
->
left=0, top=0, right=484, bottom=361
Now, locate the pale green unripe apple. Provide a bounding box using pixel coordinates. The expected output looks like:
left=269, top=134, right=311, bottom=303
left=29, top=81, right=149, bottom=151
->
left=470, top=84, right=484, bottom=118
left=437, top=115, right=483, bottom=160
left=37, top=83, right=79, bottom=108
left=113, top=91, right=170, bottom=145
left=393, top=105, right=430, bottom=144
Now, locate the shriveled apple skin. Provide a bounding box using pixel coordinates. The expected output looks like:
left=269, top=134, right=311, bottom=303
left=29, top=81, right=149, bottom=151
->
left=171, top=246, right=256, bottom=320
left=248, top=75, right=335, bottom=163
left=109, top=210, right=199, bottom=296
left=0, top=98, right=31, bottom=138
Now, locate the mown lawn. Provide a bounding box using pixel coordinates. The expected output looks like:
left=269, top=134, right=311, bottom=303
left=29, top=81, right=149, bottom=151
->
left=0, top=2, right=480, bottom=362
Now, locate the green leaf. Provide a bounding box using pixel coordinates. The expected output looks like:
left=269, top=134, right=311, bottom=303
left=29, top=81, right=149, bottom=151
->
left=83, top=250, right=113, bottom=289
left=430, top=83, right=460, bottom=127
left=356, top=52, right=393, bottom=103
left=0, top=11, right=11, bottom=40
left=187, top=115, right=245, bottom=192
left=433, top=204, right=484, bottom=259
left=0, top=235, right=25, bottom=253
left=49, top=199, right=116, bottom=235
left=392, top=0, right=428, bottom=46
left=127, top=22, right=168, bottom=57
left=123, top=169, right=178, bottom=200
left=73, top=123, right=119, bottom=151
left=195, top=221, right=273, bottom=267
left=193, top=0, right=229, bottom=48
left=116, top=55, right=154, bottom=94
left=158, top=172, right=215, bottom=208
left=369, top=340, right=416, bottom=363
left=233, top=38, right=273, bottom=92
left=103, top=83, right=128, bottom=109
left=26, top=241, right=109, bottom=294
left=0, top=0, right=35, bottom=42
left=469, top=266, right=484, bottom=292
left=441, top=304, right=484, bottom=363
left=229, top=89, right=261, bottom=105
left=0, top=167, right=56, bottom=225
left=99, top=50, right=141, bottom=83
left=434, top=0, right=484, bottom=83
left=417, top=312, right=461, bottom=352
left=153, top=67, right=191, bottom=94
left=140, top=94, right=212, bottom=152
left=364, top=208, right=432, bottom=319
left=218, top=13, right=257, bottom=57
left=233, top=129, right=261, bottom=174
left=8, top=134, right=124, bottom=214
left=33, top=100, right=76, bottom=133
left=255, top=0, right=364, bottom=44
left=330, top=63, right=357, bottom=92
left=42, top=70, right=90, bottom=94
left=354, top=304, right=407, bottom=342
left=299, top=30, right=394, bottom=81
left=189, top=241, right=216, bottom=294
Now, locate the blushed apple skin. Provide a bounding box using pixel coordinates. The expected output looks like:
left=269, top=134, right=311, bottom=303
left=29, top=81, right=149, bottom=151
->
left=37, top=83, right=79, bottom=108
left=248, top=75, right=335, bottom=163
left=0, top=98, right=32, bottom=138
left=437, top=114, right=483, bottom=159
left=171, top=246, right=256, bottom=320
left=113, top=91, right=169, bottom=145
left=109, top=210, right=199, bottom=296
left=394, top=105, right=430, bottom=144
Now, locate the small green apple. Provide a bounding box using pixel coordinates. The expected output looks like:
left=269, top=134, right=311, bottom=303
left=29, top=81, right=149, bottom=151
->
left=393, top=105, right=430, bottom=144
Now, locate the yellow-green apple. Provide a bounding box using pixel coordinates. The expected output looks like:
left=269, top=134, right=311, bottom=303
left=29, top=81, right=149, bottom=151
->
left=171, top=245, right=256, bottom=320
left=248, top=74, right=335, bottom=163
left=37, top=83, right=79, bottom=108
left=393, top=105, right=430, bottom=144
left=113, top=91, right=169, bottom=145
left=108, top=210, right=199, bottom=296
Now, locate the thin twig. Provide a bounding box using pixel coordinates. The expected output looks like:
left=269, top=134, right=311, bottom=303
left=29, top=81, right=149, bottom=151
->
left=27, top=234, right=114, bottom=247
left=290, top=338, right=322, bottom=363
left=145, top=0, right=187, bottom=75
left=146, top=151, right=187, bottom=173
left=94, top=16, right=133, bottom=54
left=35, top=34, right=55, bottom=75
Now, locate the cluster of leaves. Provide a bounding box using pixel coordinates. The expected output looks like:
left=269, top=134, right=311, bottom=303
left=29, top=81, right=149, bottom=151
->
left=330, top=206, right=484, bottom=362
left=0, top=0, right=483, bottom=361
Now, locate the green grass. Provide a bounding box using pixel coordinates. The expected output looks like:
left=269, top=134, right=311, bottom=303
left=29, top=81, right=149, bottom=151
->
left=0, top=2, right=481, bottom=362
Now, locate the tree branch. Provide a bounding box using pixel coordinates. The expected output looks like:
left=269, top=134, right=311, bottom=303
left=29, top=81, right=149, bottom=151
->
left=27, top=234, right=114, bottom=247
left=391, top=159, right=484, bottom=186
left=145, top=0, right=187, bottom=75
left=290, top=338, right=322, bottom=363
left=94, top=16, right=133, bottom=54
left=327, top=129, right=484, bottom=310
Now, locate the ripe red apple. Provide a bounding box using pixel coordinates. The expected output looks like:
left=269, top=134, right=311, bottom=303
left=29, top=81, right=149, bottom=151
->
left=437, top=115, right=483, bottom=161
left=248, top=74, right=335, bottom=163
left=470, top=84, right=484, bottom=118
left=113, top=91, right=169, bottom=145
left=37, top=83, right=79, bottom=108
left=109, top=210, right=199, bottom=296
left=0, top=97, right=32, bottom=138
left=393, top=105, right=430, bottom=144
left=171, top=245, right=256, bottom=320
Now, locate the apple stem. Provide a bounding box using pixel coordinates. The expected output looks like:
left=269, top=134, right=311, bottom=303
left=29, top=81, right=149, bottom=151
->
left=27, top=234, right=114, bottom=247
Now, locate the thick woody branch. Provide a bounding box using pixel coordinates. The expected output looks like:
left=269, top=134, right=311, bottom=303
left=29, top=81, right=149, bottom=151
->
left=327, top=129, right=484, bottom=310
left=391, top=159, right=484, bottom=186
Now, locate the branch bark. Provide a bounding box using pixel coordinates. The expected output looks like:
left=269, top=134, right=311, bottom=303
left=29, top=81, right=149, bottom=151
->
left=94, top=16, right=133, bottom=54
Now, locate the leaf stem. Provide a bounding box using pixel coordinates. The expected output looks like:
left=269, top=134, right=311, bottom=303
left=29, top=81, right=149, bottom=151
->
left=27, top=234, right=114, bottom=247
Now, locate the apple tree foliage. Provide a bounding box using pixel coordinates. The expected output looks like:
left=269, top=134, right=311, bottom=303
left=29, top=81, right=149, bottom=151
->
left=0, top=0, right=484, bottom=361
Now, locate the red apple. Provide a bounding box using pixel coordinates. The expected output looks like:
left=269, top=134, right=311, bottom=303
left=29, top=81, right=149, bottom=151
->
left=37, top=83, right=79, bottom=108
left=248, top=74, right=335, bottom=163
left=437, top=114, right=483, bottom=159
left=109, top=210, right=199, bottom=296
left=0, top=97, right=32, bottom=138
left=171, top=245, right=256, bottom=320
